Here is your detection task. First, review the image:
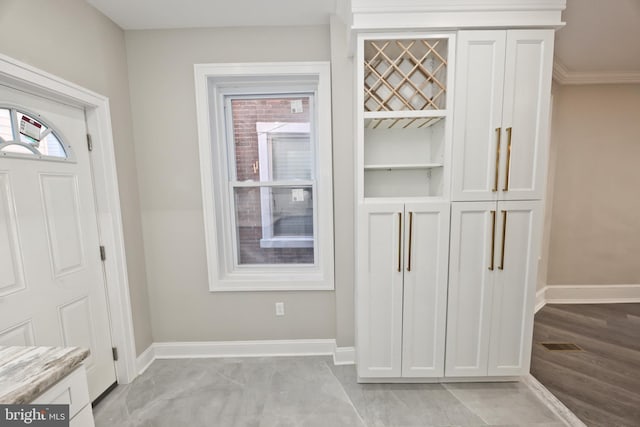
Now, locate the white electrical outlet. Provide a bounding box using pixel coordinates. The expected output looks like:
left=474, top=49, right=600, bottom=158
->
left=275, top=302, right=285, bottom=316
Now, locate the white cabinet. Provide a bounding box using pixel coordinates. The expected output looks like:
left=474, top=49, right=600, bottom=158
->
left=357, top=202, right=450, bottom=378
left=357, top=202, right=404, bottom=377
left=444, top=29, right=550, bottom=378
left=451, top=30, right=554, bottom=202
left=32, top=364, right=95, bottom=426
left=355, top=26, right=552, bottom=382
left=355, top=32, right=454, bottom=380
left=445, top=201, right=541, bottom=377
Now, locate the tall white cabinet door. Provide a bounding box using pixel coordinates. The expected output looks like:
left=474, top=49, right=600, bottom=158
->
left=451, top=31, right=506, bottom=202
left=445, top=202, right=497, bottom=377
left=499, top=30, right=554, bottom=201
left=357, top=203, right=405, bottom=378
left=401, top=202, right=450, bottom=377
left=488, top=201, right=542, bottom=376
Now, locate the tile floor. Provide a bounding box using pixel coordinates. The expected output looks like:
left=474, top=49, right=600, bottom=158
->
left=93, top=357, right=566, bottom=427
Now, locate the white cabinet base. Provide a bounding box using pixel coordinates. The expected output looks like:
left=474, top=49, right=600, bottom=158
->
left=32, top=364, right=95, bottom=426
left=357, top=375, right=520, bottom=384
left=356, top=202, right=450, bottom=379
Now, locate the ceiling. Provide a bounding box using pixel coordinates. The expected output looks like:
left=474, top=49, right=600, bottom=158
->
left=86, top=0, right=337, bottom=30
left=555, top=0, right=640, bottom=73
left=88, top=0, right=640, bottom=75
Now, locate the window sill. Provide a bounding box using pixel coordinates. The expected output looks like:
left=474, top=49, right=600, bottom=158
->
left=210, top=275, right=334, bottom=292
left=208, top=263, right=334, bottom=291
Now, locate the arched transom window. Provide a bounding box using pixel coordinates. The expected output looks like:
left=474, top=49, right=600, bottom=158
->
left=0, top=107, right=73, bottom=161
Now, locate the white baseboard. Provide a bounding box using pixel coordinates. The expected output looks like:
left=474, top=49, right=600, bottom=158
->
left=153, top=339, right=335, bottom=359
left=135, top=339, right=355, bottom=376
left=333, top=346, right=355, bottom=365
left=136, top=344, right=155, bottom=375
left=535, top=284, right=640, bottom=312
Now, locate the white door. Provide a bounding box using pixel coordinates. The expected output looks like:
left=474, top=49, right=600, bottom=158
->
left=356, top=202, right=404, bottom=378
left=488, top=200, right=541, bottom=375
left=451, top=31, right=506, bottom=202
left=401, top=202, right=450, bottom=377
left=445, top=201, right=496, bottom=377
left=500, top=30, right=554, bottom=201
left=0, top=85, right=116, bottom=400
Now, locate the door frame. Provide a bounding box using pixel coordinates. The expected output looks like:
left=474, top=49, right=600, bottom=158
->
left=0, top=53, right=137, bottom=384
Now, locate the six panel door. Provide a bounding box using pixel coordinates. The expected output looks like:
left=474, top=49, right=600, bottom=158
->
left=0, top=85, right=116, bottom=400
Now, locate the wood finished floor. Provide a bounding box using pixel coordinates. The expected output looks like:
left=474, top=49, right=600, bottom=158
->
left=530, top=303, right=640, bottom=427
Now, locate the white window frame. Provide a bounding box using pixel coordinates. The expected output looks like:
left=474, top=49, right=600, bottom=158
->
left=256, top=121, right=313, bottom=249
left=194, top=62, right=334, bottom=291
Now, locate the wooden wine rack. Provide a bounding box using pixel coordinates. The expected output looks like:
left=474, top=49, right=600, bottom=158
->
left=364, top=39, right=448, bottom=112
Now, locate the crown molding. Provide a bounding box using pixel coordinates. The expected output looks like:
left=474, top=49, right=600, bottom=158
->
left=553, top=59, right=640, bottom=85
left=349, top=0, right=566, bottom=31
left=350, top=0, right=566, bottom=13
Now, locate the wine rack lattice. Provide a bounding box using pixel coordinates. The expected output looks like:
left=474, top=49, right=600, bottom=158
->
left=364, top=39, right=448, bottom=112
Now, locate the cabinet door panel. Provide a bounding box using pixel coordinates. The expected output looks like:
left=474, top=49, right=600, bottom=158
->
left=500, top=30, right=553, bottom=200
left=357, top=203, right=405, bottom=378
left=488, top=201, right=541, bottom=375
left=402, top=202, right=450, bottom=377
left=451, top=31, right=506, bottom=201
left=445, top=202, right=496, bottom=376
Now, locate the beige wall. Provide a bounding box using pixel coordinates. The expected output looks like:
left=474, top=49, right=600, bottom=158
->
left=330, top=17, right=356, bottom=347
left=125, top=26, right=342, bottom=342
left=537, top=84, right=560, bottom=291
left=547, top=84, right=640, bottom=285
left=0, top=0, right=153, bottom=355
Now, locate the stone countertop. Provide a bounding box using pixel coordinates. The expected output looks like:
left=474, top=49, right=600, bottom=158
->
left=0, top=346, right=90, bottom=404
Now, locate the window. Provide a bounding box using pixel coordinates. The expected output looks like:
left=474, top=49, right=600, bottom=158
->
left=255, top=121, right=314, bottom=251
left=194, top=62, right=334, bottom=291
left=0, top=107, right=72, bottom=161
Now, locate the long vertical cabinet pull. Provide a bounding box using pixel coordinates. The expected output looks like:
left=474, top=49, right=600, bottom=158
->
left=397, top=212, right=402, bottom=272
left=406, top=211, right=413, bottom=272
left=503, top=127, right=513, bottom=191
left=493, top=128, right=501, bottom=192
left=498, top=210, right=507, bottom=270
left=489, top=210, right=496, bottom=271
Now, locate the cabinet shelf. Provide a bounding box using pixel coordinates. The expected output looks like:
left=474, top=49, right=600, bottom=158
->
left=364, top=115, right=444, bottom=130
left=364, top=163, right=443, bottom=171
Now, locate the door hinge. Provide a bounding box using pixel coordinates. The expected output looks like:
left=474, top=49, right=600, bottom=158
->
left=87, top=134, right=93, bottom=151
left=99, top=245, right=106, bottom=261
left=112, top=347, right=119, bottom=361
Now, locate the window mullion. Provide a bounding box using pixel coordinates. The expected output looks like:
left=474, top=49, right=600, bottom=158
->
left=10, top=109, right=19, bottom=141
left=231, top=180, right=315, bottom=188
